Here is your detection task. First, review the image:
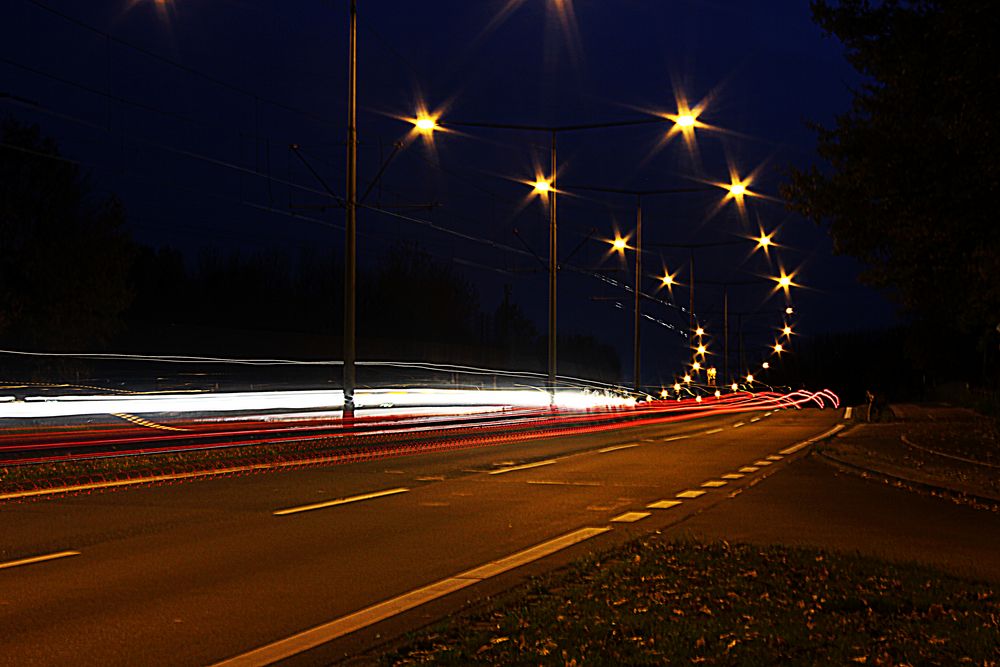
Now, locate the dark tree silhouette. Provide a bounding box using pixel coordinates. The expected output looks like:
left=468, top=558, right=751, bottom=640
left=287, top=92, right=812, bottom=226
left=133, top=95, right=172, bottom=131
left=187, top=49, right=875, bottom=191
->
left=784, top=1, right=1000, bottom=335
left=0, top=118, right=135, bottom=351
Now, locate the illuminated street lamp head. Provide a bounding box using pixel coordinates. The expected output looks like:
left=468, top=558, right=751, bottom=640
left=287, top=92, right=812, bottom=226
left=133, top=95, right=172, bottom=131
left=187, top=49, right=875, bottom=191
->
left=729, top=183, right=746, bottom=197
left=696, top=344, right=707, bottom=355
left=692, top=361, right=702, bottom=371
left=762, top=361, right=770, bottom=369
left=746, top=374, right=755, bottom=383
left=611, top=236, right=627, bottom=252
left=673, top=382, right=682, bottom=392
left=782, top=325, right=792, bottom=336
left=675, top=113, right=696, bottom=128
left=756, top=232, right=773, bottom=250
left=731, top=382, right=738, bottom=391
left=786, top=306, right=794, bottom=315
left=661, top=274, right=674, bottom=287
left=695, top=326, right=705, bottom=337
left=660, top=389, right=669, bottom=399
left=414, top=115, right=437, bottom=133
left=683, top=374, right=692, bottom=383
left=778, top=275, right=792, bottom=288
left=714, top=389, right=721, bottom=398
left=532, top=179, right=552, bottom=194
left=696, top=395, right=703, bottom=403
left=773, top=343, right=784, bottom=354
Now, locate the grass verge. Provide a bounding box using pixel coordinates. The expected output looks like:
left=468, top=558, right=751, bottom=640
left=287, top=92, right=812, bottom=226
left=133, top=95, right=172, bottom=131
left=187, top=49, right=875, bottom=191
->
left=382, top=539, right=1000, bottom=665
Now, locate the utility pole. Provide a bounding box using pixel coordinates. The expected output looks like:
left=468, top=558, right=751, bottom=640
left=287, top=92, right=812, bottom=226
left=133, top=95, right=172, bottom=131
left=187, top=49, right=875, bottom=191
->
left=633, top=195, right=642, bottom=392
left=343, top=0, right=357, bottom=418
left=548, top=130, right=558, bottom=400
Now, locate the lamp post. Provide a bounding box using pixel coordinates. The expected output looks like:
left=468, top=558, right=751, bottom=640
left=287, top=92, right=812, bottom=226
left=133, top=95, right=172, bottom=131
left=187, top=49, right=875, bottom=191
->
left=343, top=0, right=358, bottom=418
left=441, top=116, right=673, bottom=398
left=559, top=184, right=711, bottom=392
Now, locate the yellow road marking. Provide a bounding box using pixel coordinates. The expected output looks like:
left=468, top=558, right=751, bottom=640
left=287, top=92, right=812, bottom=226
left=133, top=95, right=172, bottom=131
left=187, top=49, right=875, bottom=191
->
left=0, top=550, right=80, bottom=571
left=274, top=488, right=409, bottom=516
left=113, top=413, right=188, bottom=432
left=211, top=527, right=610, bottom=666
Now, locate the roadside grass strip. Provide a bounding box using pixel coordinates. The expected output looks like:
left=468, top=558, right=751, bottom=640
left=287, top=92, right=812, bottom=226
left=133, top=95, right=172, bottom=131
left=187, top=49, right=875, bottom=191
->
left=212, top=527, right=610, bottom=666
left=273, top=488, right=409, bottom=516
left=0, top=550, right=80, bottom=571
left=382, top=540, right=1000, bottom=665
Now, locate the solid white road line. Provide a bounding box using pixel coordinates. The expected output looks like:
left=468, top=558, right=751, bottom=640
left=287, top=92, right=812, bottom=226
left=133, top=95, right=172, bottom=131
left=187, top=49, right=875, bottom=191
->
left=676, top=490, right=706, bottom=499
left=212, top=527, right=610, bottom=666
left=598, top=443, right=639, bottom=454
left=646, top=500, right=682, bottom=510
left=610, top=512, right=650, bottom=523
left=778, top=424, right=846, bottom=456
left=0, top=550, right=80, bottom=571
left=488, top=460, right=557, bottom=475
left=274, top=488, right=409, bottom=516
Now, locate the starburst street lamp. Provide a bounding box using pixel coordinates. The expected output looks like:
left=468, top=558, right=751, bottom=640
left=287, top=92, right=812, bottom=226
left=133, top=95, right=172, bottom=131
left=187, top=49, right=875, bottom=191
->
left=773, top=343, right=784, bottom=354
left=532, top=179, right=552, bottom=194
left=611, top=236, right=627, bottom=252
left=414, top=115, right=438, bottom=133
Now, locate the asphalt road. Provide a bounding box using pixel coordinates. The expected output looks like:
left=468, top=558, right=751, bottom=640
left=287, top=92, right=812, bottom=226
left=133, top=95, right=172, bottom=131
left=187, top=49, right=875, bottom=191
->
left=0, top=407, right=843, bottom=666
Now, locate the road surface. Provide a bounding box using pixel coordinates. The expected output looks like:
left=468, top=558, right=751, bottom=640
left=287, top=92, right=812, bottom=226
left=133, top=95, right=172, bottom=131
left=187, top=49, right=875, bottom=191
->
left=1, top=407, right=842, bottom=666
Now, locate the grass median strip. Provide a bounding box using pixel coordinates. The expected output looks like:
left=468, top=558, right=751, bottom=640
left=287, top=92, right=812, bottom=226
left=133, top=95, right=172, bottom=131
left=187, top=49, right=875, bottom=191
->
left=274, top=488, right=409, bottom=516
left=381, top=540, right=1000, bottom=665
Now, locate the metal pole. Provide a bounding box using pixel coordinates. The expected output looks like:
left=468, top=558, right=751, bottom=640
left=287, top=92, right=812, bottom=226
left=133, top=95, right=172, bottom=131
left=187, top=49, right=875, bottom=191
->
left=688, top=249, right=695, bottom=336
left=548, top=130, right=557, bottom=400
left=633, top=195, right=642, bottom=392
left=342, top=0, right=357, bottom=418
left=738, top=313, right=744, bottom=381
left=723, top=286, right=729, bottom=383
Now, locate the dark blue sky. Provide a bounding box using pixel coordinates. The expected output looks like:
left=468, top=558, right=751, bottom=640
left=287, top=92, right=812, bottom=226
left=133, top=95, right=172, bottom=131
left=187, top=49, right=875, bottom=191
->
left=2, top=0, right=896, bottom=385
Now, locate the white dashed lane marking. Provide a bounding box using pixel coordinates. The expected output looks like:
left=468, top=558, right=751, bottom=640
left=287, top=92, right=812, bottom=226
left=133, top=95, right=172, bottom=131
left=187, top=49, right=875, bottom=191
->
left=701, top=480, right=728, bottom=488
left=753, top=460, right=773, bottom=467
left=489, top=460, right=557, bottom=475
left=598, top=443, right=639, bottom=454
left=704, top=428, right=724, bottom=435
left=676, top=490, right=706, bottom=499
left=274, top=488, right=409, bottom=516
left=767, top=455, right=783, bottom=461
left=647, top=500, right=682, bottom=510
left=611, top=511, right=650, bottom=523
left=732, top=422, right=745, bottom=428
left=662, top=435, right=690, bottom=442
left=739, top=467, right=758, bottom=473
left=722, top=473, right=744, bottom=480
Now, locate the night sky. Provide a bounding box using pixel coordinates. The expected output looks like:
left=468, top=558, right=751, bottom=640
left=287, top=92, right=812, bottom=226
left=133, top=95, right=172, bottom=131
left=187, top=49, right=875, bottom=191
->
left=2, top=0, right=897, bottom=385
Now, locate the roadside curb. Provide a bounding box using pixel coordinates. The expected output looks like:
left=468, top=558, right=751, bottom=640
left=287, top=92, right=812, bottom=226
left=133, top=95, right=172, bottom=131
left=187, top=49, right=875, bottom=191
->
left=815, top=450, right=1000, bottom=511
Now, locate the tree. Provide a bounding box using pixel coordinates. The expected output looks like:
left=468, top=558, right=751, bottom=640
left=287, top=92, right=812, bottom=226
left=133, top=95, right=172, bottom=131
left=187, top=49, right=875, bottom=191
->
left=783, top=1, right=1000, bottom=336
left=0, top=118, right=135, bottom=351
